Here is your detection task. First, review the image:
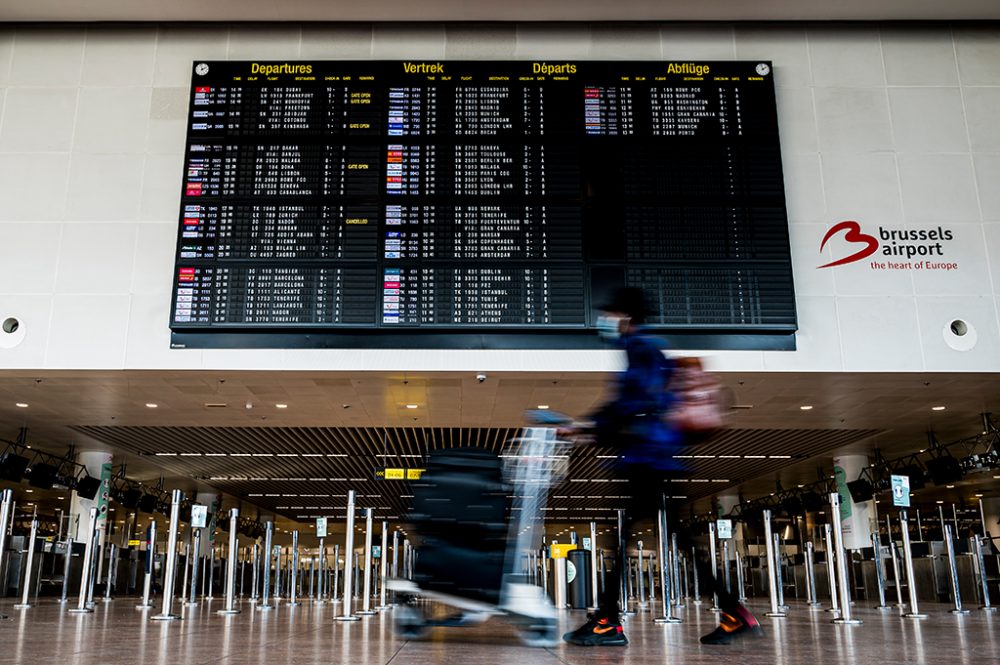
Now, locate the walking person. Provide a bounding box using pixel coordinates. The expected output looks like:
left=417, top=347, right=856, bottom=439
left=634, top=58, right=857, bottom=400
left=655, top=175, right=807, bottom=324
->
left=560, top=287, right=761, bottom=646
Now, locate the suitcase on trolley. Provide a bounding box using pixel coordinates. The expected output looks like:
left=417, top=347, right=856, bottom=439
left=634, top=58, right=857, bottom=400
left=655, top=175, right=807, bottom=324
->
left=408, top=448, right=509, bottom=605
left=388, top=427, right=568, bottom=646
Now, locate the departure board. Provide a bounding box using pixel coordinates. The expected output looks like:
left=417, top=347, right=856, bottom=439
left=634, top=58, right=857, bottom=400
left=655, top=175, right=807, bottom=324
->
left=170, top=61, right=797, bottom=350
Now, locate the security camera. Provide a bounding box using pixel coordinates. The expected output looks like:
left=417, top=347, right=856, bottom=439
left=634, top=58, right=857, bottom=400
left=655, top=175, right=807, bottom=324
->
left=476, top=373, right=487, bottom=383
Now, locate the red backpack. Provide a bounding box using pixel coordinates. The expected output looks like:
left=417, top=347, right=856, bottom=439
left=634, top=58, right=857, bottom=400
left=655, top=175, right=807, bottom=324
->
left=667, top=357, right=726, bottom=433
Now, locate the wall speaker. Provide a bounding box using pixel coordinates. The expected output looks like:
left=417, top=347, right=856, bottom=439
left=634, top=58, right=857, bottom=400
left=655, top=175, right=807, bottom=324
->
left=138, top=494, right=158, bottom=514
left=75, top=475, right=101, bottom=500
left=894, top=465, right=927, bottom=490
left=800, top=491, right=825, bottom=512
left=846, top=478, right=875, bottom=503
left=0, top=453, right=30, bottom=482
left=28, top=463, right=58, bottom=489
left=927, top=456, right=963, bottom=485
left=120, top=488, right=142, bottom=508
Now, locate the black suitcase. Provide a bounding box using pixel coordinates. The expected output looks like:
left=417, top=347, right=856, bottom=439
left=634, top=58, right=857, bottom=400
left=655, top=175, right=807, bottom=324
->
left=408, top=448, right=510, bottom=604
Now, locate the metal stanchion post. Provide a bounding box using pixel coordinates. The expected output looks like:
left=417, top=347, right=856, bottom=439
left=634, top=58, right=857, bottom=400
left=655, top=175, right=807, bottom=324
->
left=207, top=544, right=215, bottom=600
left=250, top=542, right=260, bottom=602
left=682, top=556, right=689, bottom=600
left=186, top=529, right=201, bottom=606
left=899, top=510, right=926, bottom=618
left=316, top=537, right=325, bottom=603
left=889, top=541, right=905, bottom=609
left=378, top=521, right=389, bottom=610
left=69, top=508, right=98, bottom=614
left=0, top=489, right=12, bottom=585
left=86, top=527, right=99, bottom=608
left=636, top=540, right=647, bottom=610
left=763, top=510, right=785, bottom=617
left=915, top=508, right=924, bottom=541
left=219, top=509, right=241, bottom=615
left=151, top=490, right=184, bottom=621
left=544, top=547, right=551, bottom=597
left=332, top=543, right=340, bottom=603
left=102, top=543, right=116, bottom=602
left=240, top=550, right=246, bottom=598
left=258, top=522, right=274, bottom=611
left=691, top=545, right=701, bottom=603
left=722, top=540, right=731, bottom=594
left=887, top=516, right=905, bottom=609
left=823, top=524, right=840, bottom=614
left=289, top=530, right=301, bottom=607
left=337, top=490, right=360, bottom=621
left=804, top=541, right=822, bottom=610
left=354, top=550, right=361, bottom=599
left=614, top=509, right=629, bottom=615
left=653, top=506, right=681, bottom=624
left=60, top=531, right=73, bottom=604
left=707, top=522, right=720, bottom=612
left=871, top=531, right=889, bottom=610
left=671, top=533, right=683, bottom=606
left=829, top=493, right=861, bottom=624
left=774, top=532, right=788, bottom=610
left=979, top=498, right=989, bottom=542
left=180, top=543, right=191, bottom=602
left=359, top=508, right=376, bottom=615
left=735, top=548, right=747, bottom=603
left=14, top=514, right=40, bottom=609
left=274, top=545, right=283, bottom=600
left=137, top=520, right=156, bottom=609
left=589, top=521, right=599, bottom=611
left=648, top=553, right=656, bottom=602
left=944, top=525, right=970, bottom=615
left=974, top=536, right=996, bottom=611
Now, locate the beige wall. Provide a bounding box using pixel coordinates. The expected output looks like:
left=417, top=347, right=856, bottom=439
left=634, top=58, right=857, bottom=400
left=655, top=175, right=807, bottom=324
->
left=0, top=23, right=998, bottom=372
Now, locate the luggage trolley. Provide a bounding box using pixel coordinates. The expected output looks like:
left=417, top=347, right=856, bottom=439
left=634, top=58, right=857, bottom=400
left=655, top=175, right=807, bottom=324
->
left=388, top=426, right=570, bottom=646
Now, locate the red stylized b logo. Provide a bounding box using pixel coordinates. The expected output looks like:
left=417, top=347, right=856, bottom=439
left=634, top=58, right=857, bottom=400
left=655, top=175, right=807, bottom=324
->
left=818, top=220, right=879, bottom=268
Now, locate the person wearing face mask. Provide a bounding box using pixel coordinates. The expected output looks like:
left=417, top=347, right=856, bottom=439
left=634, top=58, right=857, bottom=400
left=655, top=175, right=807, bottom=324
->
left=560, top=287, right=761, bottom=647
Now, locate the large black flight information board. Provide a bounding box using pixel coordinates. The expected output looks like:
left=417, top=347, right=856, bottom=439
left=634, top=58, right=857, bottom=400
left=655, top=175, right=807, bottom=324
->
left=169, top=60, right=796, bottom=350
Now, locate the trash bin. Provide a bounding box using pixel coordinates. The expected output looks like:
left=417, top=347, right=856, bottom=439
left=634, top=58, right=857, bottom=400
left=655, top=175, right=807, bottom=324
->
left=567, top=548, right=592, bottom=609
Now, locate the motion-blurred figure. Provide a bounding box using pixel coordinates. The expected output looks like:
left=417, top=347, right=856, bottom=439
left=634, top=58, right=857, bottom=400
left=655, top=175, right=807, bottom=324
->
left=560, top=287, right=761, bottom=646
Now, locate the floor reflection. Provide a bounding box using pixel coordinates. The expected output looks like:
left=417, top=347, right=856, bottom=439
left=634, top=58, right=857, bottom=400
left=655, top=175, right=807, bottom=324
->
left=0, top=598, right=997, bottom=665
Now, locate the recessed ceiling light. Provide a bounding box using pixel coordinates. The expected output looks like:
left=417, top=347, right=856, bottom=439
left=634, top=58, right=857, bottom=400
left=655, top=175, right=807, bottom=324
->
left=146, top=403, right=158, bottom=408
left=58, top=496, right=64, bottom=500
left=799, top=405, right=813, bottom=411
left=15, top=402, right=28, bottom=408
left=405, top=404, right=418, bottom=409
left=25, top=489, right=33, bottom=493
left=932, top=406, right=946, bottom=411
left=975, top=493, right=983, bottom=498
left=936, top=500, right=944, bottom=504
left=946, top=485, right=955, bottom=489
left=275, top=403, right=288, bottom=409
left=537, top=405, right=549, bottom=410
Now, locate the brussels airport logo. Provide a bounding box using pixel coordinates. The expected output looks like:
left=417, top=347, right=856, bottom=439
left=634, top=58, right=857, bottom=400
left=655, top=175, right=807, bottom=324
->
left=818, top=220, right=959, bottom=272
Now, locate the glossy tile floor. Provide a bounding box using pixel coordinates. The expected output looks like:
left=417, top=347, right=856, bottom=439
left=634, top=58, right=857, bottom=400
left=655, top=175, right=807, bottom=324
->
left=1, top=596, right=997, bottom=664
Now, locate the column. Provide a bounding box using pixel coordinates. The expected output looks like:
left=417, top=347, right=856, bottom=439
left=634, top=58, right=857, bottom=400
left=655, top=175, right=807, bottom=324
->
left=833, top=454, right=874, bottom=550
left=70, top=451, right=113, bottom=544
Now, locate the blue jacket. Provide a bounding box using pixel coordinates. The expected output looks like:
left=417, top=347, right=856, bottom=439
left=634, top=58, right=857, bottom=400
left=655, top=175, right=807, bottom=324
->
left=591, top=330, right=685, bottom=470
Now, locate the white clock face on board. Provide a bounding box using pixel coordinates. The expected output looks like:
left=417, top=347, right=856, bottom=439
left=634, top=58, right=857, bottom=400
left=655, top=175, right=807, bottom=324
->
left=195, top=63, right=210, bottom=76
left=755, top=63, right=771, bottom=76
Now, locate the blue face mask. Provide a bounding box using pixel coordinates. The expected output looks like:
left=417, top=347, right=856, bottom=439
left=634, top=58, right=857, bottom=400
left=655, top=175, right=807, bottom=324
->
left=596, top=315, right=624, bottom=340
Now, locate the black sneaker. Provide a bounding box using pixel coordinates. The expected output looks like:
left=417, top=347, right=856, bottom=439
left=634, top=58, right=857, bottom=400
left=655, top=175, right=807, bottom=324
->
left=562, top=616, right=629, bottom=647
left=699, top=609, right=764, bottom=645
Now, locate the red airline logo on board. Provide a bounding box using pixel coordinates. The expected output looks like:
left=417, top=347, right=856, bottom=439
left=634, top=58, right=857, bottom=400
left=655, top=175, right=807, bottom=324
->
left=818, top=221, right=959, bottom=272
